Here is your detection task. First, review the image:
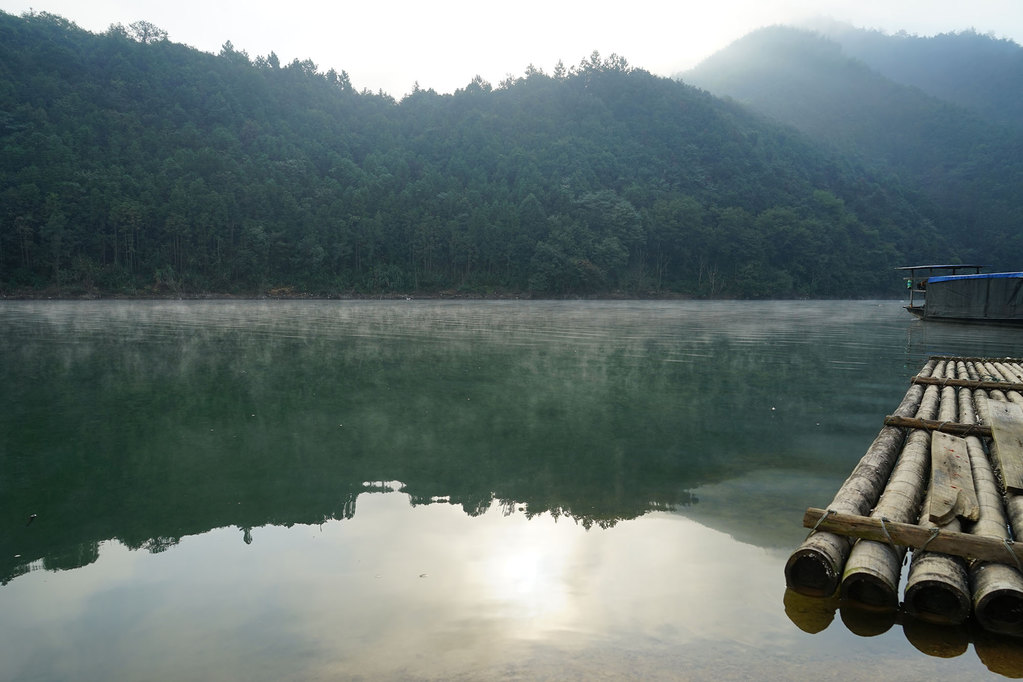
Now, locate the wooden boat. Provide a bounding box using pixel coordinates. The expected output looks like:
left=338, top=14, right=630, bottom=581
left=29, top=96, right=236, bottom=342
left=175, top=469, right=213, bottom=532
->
left=897, top=264, right=1023, bottom=324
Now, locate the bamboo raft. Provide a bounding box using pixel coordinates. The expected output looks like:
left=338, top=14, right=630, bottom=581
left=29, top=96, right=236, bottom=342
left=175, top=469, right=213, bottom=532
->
left=785, top=356, right=1023, bottom=637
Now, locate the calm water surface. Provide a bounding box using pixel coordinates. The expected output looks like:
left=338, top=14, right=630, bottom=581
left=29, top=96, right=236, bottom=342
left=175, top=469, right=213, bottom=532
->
left=1, top=300, right=1022, bottom=680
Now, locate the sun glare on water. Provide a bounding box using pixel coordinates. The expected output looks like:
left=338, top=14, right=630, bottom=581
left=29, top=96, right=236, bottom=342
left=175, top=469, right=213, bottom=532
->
left=471, top=511, right=582, bottom=635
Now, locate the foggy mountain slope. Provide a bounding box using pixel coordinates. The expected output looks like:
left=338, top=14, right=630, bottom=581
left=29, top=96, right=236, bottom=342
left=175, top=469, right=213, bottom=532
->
left=683, top=25, right=1023, bottom=267
left=810, top=21, right=1023, bottom=131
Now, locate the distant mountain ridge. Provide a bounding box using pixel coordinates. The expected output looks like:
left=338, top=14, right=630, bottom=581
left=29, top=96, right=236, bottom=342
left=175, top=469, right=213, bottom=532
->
left=812, top=21, right=1023, bottom=131
left=683, top=24, right=1023, bottom=268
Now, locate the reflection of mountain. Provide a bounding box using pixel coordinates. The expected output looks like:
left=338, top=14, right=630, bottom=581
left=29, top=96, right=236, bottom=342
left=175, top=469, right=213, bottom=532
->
left=1, top=300, right=910, bottom=585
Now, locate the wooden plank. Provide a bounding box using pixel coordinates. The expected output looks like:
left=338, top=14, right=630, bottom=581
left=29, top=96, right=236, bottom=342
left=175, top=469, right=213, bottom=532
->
left=989, top=401, right=1023, bottom=494
left=929, top=431, right=979, bottom=524
left=803, top=508, right=1023, bottom=567
left=883, top=415, right=992, bottom=438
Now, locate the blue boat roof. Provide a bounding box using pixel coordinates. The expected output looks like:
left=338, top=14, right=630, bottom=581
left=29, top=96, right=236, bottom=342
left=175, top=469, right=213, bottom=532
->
left=929, top=272, right=1023, bottom=283
left=896, top=264, right=987, bottom=271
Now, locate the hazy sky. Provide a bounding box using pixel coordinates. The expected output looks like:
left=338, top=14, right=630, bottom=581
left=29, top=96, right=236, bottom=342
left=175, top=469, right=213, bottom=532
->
left=1, top=1, right=1020, bottom=96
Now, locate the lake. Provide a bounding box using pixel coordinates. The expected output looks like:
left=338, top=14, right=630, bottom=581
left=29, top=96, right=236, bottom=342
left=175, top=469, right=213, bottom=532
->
left=1, top=299, right=1022, bottom=681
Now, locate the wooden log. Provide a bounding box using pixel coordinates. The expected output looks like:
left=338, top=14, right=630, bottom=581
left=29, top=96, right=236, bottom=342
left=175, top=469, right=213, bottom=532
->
left=993, top=374, right=1023, bottom=559
left=929, top=431, right=979, bottom=524
left=989, top=401, right=1023, bottom=494
left=785, top=531, right=850, bottom=598
left=963, top=361, right=980, bottom=384
left=989, top=409, right=1023, bottom=561
left=981, top=362, right=1023, bottom=406
left=938, top=378, right=958, bottom=434
left=947, top=361, right=1023, bottom=633
left=840, top=375, right=943, bottom=610
left=930, top=356, right=1023, bottom=364
left=972, top=563, right=1023, bottom=638
left=985, top=360, right=1023, bottom=383
left=974, top=388, right=993, bottom=429
left=956, top=361, right=977, bottom=427
left=977, top=362, right=1005, bottom=384
left=904, top=535, right=971, bottom=625
left=905, top=488, right=971, bottom=626
left=966, top=415, right=1010, bottom=540
left=911, top=376, right=1023, bottom=392
left=1006, top=493, right=1023, bottom=552
left=957, top=359, right=1022, bottom=542
left=839, top=536, right=904, bottom=610
left=903, top=372, right=972, bottom=625
left=966, top=388, right=1023, bottom=638
left=993, top=362, right=1023, bottom=385
left=802, top=508, right=1023, bottom=566
left=784, top=359, right=936, bottom=597
left=882, top=415, right=991, bottom=438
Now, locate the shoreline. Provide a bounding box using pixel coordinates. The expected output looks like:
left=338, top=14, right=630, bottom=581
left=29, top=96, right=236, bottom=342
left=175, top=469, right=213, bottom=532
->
left=0, top=288, right=700, bottom=302
left=0, top=291, right=888, bottom=302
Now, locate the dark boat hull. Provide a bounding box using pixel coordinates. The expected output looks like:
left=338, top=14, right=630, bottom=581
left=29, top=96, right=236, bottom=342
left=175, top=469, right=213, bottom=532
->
left=919, top=272, right=1023, bottom=324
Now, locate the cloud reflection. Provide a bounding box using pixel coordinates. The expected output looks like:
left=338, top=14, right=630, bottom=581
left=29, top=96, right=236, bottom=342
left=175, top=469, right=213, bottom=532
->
left=2, top=485, right=1013, bottom=680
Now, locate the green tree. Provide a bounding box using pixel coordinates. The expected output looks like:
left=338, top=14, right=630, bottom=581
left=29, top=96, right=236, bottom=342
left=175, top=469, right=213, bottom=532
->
left=127, top=20, right=167, bottom=44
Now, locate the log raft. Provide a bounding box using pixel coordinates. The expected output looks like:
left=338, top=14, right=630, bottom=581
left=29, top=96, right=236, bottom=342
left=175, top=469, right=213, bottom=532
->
left=787, top=356, right=1023, bottom=636
left=783, top=359, right=935, bottom=598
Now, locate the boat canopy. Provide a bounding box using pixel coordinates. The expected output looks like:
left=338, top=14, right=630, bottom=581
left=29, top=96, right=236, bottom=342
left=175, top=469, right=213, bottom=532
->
left=925, top=272, right=1023, bottom=321
left=896, top=264, right=989, bottom=310
left=929, top=272, right=1023, bottom=283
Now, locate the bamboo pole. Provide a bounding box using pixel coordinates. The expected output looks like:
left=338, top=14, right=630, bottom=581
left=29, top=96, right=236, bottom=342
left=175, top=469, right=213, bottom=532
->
left=984, top=388, right=1023, bottom=605
left=992, top=361, right=1023, bottom=385
left=904, top=370, right=971, bottom=624
left=784, top=359, right=936, bottom=597
left=986, top=402, right=1023, bottom=556
left=956, top=360, right=977, bottom=434
left=981, top=362, right=1023, bottom=406
left=1004, top=467, right=1023, bottom=567
left=839, top=364, right=945, bottom=610
left=903, top=520, right=971, bottom=624
left=968, top=385, right=1023, bottom=638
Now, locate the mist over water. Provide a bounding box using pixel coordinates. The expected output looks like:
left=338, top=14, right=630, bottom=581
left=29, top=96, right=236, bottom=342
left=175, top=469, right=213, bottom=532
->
left=2, top=300, right=1020, bottom=680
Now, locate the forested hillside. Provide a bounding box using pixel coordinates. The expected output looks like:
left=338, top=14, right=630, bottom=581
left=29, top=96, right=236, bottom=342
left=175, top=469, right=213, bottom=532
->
left=0, top=12, right=951, bottom=298
left=684, top=26, right=1023, bottom=269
